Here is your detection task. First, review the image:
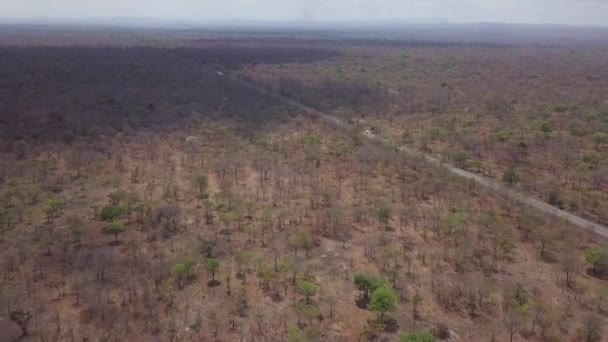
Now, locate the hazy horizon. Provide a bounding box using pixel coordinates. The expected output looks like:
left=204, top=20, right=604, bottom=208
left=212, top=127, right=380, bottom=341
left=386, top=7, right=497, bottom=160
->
left=1, top=0, right=607, bottom=27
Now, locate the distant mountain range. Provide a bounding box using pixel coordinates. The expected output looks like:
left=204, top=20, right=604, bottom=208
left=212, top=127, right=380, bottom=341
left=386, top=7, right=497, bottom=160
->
left=1, top=16, right=606, bottom=29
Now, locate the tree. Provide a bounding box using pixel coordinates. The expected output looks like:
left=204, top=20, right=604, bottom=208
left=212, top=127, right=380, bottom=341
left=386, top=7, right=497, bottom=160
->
left=289, top=231, right=313, bottom=257
left=206, top=258, right=220, bottom=281
left=560, top=251, right=578, bottom=288
left=504, top=303, right=529, bottom=342
left=593, top=132, right=608, bottom=150
left=297, top=280, right=318, bottom=304
left=194, top=174, right=209, bottom=198
left=585, top=247, right=607, bottom=274
left=579, top=314, right=604, bottom=342
left=452, top=150, right=469, bottom=168
left=354, top=272, right=384, bottom=300
left=171, top=263, right=187, bottom=289
left=320, top=280, right=340, bottom=319
left=400, top=331, right=436, bottom=342
left=219, top=211, right=234, bottom=233
left=260, top=208, right=273, bottom=246
left=496, top=129, right=511, bottom=143
left=535, top=120, right=552, bottom=139
left=376, top=201, right=392, bottom=228
left=368, top=284, right=397, bottom=318
left=107, top=221, right=125, bottom=243
left=412, top=292, right=423, bottom=320
left=293, top=302, right=321, bottom=327
left=182, top=257, right=197, bottom=280
left=42, top=198, right=64, bottom=222
left=203, top=199, right=215, bottom=224
left=583, top=153, right=601, bottom=170
left=502, top=167, right=519, bottom=186
left=100, top=203, right=130, bottom=222
left=533, top=224, right=558, bottom=258
left=67, top=215, right=85, bottom=246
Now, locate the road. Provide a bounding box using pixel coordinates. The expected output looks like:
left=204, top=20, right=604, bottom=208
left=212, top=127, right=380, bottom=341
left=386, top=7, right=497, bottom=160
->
left=217, top=71, right=608, bottom=240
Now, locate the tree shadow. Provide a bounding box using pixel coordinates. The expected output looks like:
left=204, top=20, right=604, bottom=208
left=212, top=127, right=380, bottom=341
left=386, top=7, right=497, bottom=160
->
left=586, top=268, right=608, bottom=281
left=207, top=280, right=221, bottom=288
left=355, top=295, right=369, bottom=309
left=380, top=317, right=399, bottom=333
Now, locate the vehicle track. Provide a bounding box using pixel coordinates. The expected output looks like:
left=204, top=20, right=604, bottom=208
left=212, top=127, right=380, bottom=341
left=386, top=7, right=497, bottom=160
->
left=216, top=71, right=608, bottom=240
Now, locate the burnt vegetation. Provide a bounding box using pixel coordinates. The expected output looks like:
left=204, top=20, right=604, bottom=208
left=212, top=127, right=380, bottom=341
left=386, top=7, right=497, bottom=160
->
left=0, top=45, right=336, bottom=146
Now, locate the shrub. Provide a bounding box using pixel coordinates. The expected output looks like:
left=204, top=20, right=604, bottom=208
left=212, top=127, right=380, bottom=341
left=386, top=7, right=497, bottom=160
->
left=42, top=198, right=65, bottom=221
left=496, top=129, right=511, bottom=143
left=100, top=204, right=130, bottom=222
left=368, top=284, right=398, bottom=317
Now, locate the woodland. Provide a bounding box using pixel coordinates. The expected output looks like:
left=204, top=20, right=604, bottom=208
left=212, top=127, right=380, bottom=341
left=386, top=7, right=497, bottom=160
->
left=0, top=28, right=607, bottom=341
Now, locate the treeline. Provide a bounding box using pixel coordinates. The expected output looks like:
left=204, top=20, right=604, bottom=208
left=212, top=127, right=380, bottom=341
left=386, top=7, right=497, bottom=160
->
left=173, top=46, right=339, bottom=68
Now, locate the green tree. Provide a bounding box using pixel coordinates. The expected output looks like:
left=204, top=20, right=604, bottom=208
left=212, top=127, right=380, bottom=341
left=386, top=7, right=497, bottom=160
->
left=289, top=231, right=313, bottom=257
left=582, top=153, right=601, bottom=170
left=400, top=331, right=436, bottom=342
left=182, top=257, right=196, bottom=280
left=452, top=150, right=469, bottom=168
left=593, top=132, right=608, bottom=150
left=219, top=211, right=234, bottom=231
left=206, top=258, right=220, bottom=281
left=496, top=129, right=512, bottom=143
left=100, top=204, right=130, bottom=222
left=171, top=263, right=187, bottom=288
left=585, top=247, right=607, bottom=274
left=535, top=120, right=552, bottom=139
left=42, top=198, right=64, bottom=222
left=107, top=221, right=125, bottom=243
left=354, top=272, right=384, bottom=300
left=368, top=284, right=397, bottom=318
left=287, top=325, right=303, bottom=342
left=297, top=280, right=319, bottom=303
left=294, top=302, right=321, bottom=326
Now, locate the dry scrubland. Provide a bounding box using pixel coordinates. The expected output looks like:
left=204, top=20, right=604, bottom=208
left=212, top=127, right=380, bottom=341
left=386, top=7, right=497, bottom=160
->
left=0, top=30, right=608, bottom=342
left=239, top=43, right=608, bottom=226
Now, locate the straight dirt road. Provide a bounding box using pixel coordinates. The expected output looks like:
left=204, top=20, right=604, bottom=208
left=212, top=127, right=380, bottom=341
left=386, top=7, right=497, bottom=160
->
left=217, top=71, right=608, bottom=240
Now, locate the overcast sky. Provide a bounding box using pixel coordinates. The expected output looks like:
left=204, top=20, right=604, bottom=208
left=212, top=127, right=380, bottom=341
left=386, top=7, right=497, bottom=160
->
left=2, top=0, right=607, bottom=26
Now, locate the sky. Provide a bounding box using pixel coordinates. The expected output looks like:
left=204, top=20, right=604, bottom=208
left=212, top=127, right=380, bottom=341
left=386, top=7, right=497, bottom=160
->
left=2, top=0, right=607, bottom=26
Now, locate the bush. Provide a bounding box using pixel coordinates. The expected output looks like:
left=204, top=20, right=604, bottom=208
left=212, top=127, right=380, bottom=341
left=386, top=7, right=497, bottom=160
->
left=368, top=284, right=398, bottom=316
left=297, top=280, right=318, bottom=302
left=100, top=204, right=130, bottom=222
left=42, top=198, right=65, bottom=221
left=583, top=153, right=601, bottom=170
left=585, top=247, right=608, bottom=274
left=354, top=273, right=385, bottom=299
left=496, top=129, right=511, bottom=143
left=502, top=168, right=519, bottom=185
left=451, top=150, right=469, bottom=168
